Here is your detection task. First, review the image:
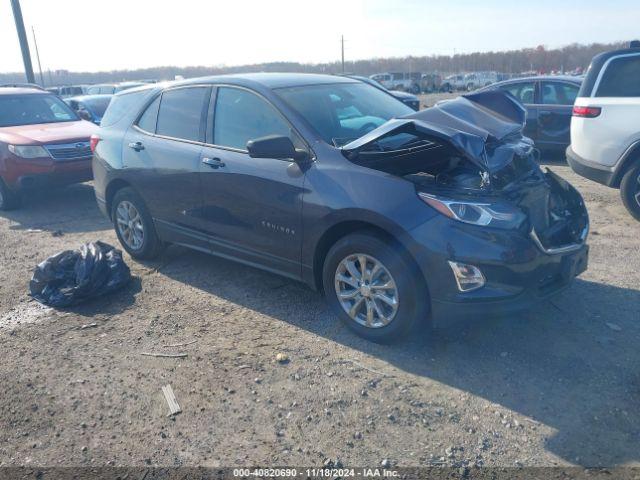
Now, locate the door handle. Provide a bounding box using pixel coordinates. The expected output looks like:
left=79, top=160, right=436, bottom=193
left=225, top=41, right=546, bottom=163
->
left=128, top=141, right=145, bottom=152
left=202, top=157, right=225, bottom=169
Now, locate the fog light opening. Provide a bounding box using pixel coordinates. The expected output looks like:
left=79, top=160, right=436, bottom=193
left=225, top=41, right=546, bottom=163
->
left=448, top=261, right=486, bottom=292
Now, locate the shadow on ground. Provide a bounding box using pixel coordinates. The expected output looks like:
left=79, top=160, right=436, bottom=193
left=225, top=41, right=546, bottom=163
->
left=153, top=245, right=640, bottom=467
left=0, top=183, right=110, bottom=234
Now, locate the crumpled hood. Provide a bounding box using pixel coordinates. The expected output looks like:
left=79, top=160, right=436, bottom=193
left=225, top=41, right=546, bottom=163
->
left=342, top=90, right=530, bottom=173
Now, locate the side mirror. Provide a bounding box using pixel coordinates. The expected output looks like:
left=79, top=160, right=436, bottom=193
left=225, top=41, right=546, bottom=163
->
left=246, top=135, right=308, bottom=162
left=78, top=109, right=92, bottom=121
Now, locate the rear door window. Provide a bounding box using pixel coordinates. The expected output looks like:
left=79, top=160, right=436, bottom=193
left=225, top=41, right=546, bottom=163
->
left=500, top=82, right=536, bottom=104
left=213, top=87, right=294, bottom=150
left=596, top=54, right=640, bottom=97
left=541, top=82, right=580, bottom=105
left=156, top=87, right=209, bottom=142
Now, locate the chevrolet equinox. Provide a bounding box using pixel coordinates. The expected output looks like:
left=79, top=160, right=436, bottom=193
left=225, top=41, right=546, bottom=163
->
left=92, top=74, right=589, bottom=343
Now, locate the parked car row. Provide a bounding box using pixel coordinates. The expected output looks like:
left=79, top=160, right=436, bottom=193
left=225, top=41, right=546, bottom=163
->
left=369, top=71, right=512, bottom=94
left=440, top=71, right=501, bottom=92
left=342, top=75, right=420, bottom=110
left=45, top=81, right=154, bottom=98
left=64, top=94, right=113, bottom=125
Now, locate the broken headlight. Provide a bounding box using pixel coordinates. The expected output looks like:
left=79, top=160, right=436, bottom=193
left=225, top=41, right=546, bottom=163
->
left=418, top=192, right=526, bottom=229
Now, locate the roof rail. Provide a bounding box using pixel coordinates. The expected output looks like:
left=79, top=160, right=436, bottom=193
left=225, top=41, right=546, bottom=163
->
left=0, top=83, right=46, bottom=91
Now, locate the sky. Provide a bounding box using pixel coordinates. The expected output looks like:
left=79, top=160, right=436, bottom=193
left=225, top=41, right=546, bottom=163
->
left=1, top=0, right=639, bottom=73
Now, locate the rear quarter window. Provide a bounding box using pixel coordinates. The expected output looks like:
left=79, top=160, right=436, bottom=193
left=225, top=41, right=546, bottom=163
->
left=100, top=89, right=153, bottom=128
left=596, top=54, right=640, bottom=97
left=155, top=87, right=209, bottom=142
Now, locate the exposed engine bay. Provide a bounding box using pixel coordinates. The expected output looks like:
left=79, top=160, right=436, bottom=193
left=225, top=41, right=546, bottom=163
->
left=340, top=91, right=589, bottom=251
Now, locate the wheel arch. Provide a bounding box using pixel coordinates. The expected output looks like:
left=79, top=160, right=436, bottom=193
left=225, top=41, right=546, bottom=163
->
left=311, top=220, right=430, bottom=302
left=105, top=178, right=134, bottom=220
left=611, top=140, right=640, bottom=187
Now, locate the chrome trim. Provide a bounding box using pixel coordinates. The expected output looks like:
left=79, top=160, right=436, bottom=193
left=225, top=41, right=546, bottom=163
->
left=44, top=141, right=92, bottom=161
left=530, top=220, right=589, bottom=255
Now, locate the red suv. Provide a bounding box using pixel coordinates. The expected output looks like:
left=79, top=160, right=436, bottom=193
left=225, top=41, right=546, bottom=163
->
left=0, top=87, right=97, bottom=210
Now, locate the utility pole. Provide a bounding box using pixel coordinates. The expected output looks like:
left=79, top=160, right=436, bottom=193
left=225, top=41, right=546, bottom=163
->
left=10, top=0, right=35, bottom=83
left=341, top=35, right=345, bottom=73
left=31, top=26, right=45, bottom=86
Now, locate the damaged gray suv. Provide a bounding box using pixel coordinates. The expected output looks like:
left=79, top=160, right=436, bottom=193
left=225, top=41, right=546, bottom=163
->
left=92, top=74, right=589, bottom=343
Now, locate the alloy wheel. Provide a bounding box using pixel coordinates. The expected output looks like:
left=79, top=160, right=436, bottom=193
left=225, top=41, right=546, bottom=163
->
left=635, top=172, right=640, bottom=208
left=115, top=200, right=145, bottom=250
left=334, top=253, right=399, bottom=328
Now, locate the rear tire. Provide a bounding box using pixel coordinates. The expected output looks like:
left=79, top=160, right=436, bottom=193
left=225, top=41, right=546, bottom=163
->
left=111, top=187, right=164, bottom=259
left=322, top=232, right=429, bottom=344
left=0, top=179, right=20, bottom=211
left=620, top=162, right=640, bottom=221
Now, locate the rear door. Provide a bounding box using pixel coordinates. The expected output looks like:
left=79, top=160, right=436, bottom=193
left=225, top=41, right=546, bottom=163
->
left=121, top=85, right=211, bottom=251
left=197, top=86, right=307, bottom=278
left=537, top=80, right=580, bottom=149
left=496, top=80, right=538, bottom=140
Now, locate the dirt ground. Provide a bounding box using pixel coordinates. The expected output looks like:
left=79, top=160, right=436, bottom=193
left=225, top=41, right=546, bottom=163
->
left=419, top=91, right=460, bottom=108
left=1, top=142, right=639, bottom=468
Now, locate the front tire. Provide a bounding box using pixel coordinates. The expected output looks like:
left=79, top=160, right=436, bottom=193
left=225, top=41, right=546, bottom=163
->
left=111, top=187, right=164, bottom=259
left=0, top=179, right=21, bottom=211
left=322, top=232, right=428, bottom=343
left=620, top=162, right=640, bottom=221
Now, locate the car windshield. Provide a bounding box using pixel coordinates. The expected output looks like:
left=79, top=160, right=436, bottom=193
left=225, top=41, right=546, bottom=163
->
left=276, top=83, right=414, bottom=146
left=0, top=94, right=79, bottom=127
left=84, top=97, right=112, bottom=117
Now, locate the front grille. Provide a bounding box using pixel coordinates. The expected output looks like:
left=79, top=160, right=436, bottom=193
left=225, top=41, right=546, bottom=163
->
left=45, top=141, right=92, bottom=161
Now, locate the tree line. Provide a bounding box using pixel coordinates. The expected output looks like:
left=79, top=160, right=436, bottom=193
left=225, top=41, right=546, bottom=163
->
left=0, top=40, right=632, bottom=86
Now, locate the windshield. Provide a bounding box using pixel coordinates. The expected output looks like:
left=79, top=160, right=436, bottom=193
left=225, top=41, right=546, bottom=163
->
left=84, top=97, right=112, bottom=117
left=276, top=83, right=414, bottom=146
left=0, top=94, right=79, bottom=127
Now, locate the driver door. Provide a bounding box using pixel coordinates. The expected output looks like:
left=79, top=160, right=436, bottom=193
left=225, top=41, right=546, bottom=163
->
left=197, top=86, right=308, bottom=278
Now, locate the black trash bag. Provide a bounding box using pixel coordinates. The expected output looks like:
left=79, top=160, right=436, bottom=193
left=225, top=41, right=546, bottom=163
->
left=29, top=241, right=131, bottom=307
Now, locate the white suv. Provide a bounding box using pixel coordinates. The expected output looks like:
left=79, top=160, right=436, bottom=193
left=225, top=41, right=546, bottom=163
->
left=567, top=42, right=640, bottom=220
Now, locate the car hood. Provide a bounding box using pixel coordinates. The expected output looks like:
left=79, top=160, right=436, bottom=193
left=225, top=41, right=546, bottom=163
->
left=389, top=90, right=418, bottom=100
left=342, top=90, right=528, bottom=174
left=0, top=120, right=98, bottom=145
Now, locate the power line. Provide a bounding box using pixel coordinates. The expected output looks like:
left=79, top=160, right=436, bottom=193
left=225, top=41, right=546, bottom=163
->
left=32, top=26, right=45, bottom=86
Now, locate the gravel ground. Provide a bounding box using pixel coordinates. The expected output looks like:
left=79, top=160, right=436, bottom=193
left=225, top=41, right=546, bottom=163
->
left=0, top=155, right=639, bottom=469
